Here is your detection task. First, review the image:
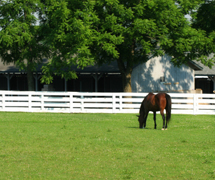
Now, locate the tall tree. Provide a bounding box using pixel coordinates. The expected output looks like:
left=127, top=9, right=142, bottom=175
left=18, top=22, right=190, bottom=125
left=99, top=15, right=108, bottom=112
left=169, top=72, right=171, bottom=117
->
left=190, top=0, right=215, bottom=87
left=38, top=0, right=215, bottom=92
left=90, top=0, right=215, bottom=92
left=0, top=0, right=50, bottom=90
left=192, top=0, right=215, bottom=34
left=39, top=0, right=96, bottom=84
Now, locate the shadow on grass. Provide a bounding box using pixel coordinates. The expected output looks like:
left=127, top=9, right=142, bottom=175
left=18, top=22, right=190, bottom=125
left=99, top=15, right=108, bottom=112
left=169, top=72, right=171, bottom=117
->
left=125, top=127, right=151, bottom=130
left=125, top=127, right=165, bottom=130
left=125, top=126, right=139, bottom=129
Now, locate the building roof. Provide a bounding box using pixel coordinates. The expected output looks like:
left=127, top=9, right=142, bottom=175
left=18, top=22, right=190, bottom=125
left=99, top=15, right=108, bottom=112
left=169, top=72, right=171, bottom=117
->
left=0, top=58, right=206, bottom=74
left=71, top=61, right=120, bottom=73
left=0, top=59, right=120, bottom=74
left=187, top=61, right=203, bottom=71
left=0, top=61, right=20, bottom=73
left=194, top=60, right=215, bottom=76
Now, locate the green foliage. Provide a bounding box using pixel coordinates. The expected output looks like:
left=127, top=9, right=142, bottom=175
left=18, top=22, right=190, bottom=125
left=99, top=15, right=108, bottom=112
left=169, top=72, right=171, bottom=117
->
left=0, top=112, right=214, bottom=179
left=0, top=0, right=51, bottom=89
left=1, top=0, right=215, bottom=89
left=176, top=0, right=205, bottom=13
left=0, top=0, right=50, bottom=66
left=91, top=0, right=191, bottom=63
left=40, top=60, right=78, bottom=84
left=193, top=1, right=215, bottom=33
left=182, top=0, right=215, bottom=68
left=88, top=0, right=215, bottom=91
left=39, top=0, right=97, bottom=83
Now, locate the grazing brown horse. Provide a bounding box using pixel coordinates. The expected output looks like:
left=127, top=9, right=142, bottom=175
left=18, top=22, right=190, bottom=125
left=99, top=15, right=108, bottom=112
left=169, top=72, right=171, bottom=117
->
left=137, top=92, right=171, bottom=130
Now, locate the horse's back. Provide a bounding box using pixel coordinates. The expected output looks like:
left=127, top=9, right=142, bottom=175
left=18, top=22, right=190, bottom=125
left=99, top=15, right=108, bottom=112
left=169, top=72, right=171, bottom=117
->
left=155, top=93, right=167, bottom=110
left=142, top=92, right=168, bottom=112
left=143, top=92, right=160, bottom=111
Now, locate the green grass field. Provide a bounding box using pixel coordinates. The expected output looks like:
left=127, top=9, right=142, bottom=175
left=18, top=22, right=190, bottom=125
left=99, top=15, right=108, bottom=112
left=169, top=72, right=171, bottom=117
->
left=0, top=112, right=214, bottom=179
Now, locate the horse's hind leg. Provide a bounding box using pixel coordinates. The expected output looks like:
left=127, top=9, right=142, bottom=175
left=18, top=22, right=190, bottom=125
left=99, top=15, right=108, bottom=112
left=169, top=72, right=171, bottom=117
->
left=153, top=112, right=157, bottom=129
left=160, top=110, right=166, bottom=130
left=165, top=112, right=168, bottom=130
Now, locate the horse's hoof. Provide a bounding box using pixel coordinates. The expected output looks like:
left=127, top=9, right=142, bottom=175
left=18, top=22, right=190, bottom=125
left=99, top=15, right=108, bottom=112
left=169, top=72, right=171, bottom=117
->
left=162, top=128, right=165, bottom=130
left=165, top=128, right=168, bottom=130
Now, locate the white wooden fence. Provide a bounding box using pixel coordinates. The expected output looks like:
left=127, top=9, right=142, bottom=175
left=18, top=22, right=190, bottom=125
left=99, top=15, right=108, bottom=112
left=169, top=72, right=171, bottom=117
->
left=0, top=91, right=215, bottom=114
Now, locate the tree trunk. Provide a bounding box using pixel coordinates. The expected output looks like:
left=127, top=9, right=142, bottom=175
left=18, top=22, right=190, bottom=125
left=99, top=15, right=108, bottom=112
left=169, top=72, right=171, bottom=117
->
left=27, top=63, right=35, bottom=91
left=117, top=58, right=133, bottom=92
left=122, top=71, right=132, bottom=92
left=117, top=39, right=135, bottom=93
left=24, top=9, right=35, bottom=91
left=117, top=59, right=133, bottom=109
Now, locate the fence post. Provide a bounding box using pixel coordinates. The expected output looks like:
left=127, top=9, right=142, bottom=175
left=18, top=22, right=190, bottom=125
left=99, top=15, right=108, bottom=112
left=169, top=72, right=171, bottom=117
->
left=70, top=93, right=73, bottom=113
left=81, top=94, right=84, bottom=112
left=28, top=92, right=32, bottom=112
left=119, top=95, right=122, bottom=112
left=41, top=94, right=44, bottom=111
left=196, top=94, right=199, bottom=114
left=2, top=92, right=5, bottom=111
left=193, top=94, right=198, bottom=115
left=112, top=94, right=116, bottom=113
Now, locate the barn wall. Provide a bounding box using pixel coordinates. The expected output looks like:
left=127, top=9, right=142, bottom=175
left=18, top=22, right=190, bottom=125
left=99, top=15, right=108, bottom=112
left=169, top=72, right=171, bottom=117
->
left=131, top=55, right=195, bottom=92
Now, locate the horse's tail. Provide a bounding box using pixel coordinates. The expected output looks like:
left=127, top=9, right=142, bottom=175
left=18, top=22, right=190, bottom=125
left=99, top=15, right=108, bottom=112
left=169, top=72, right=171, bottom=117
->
left=165, top=93, right=171, bottom=123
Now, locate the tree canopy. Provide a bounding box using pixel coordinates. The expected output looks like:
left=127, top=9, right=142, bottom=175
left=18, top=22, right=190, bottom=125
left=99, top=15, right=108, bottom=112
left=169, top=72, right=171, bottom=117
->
left=39, top=0, right=97, bottom=84
left=1, top=0, right=215, bottom=92
left=192, top=0, right=215, bottom=34
left=88, top=0, right=215, bottom=91
left=0, top=0, right=51, bottom=90
left=189, top=0, right=215, bottom=68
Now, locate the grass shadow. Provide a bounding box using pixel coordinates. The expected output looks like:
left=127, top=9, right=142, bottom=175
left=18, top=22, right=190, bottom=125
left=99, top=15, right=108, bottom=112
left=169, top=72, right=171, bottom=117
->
left=125, top=126, right=153, bottom=130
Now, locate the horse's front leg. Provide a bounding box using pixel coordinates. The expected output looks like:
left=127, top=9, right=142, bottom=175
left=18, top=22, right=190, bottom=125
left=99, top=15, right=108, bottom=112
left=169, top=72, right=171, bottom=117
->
left=143, top=112, right=148, bottom=128
left=160, top=110, right=166, bottom=130
left=153, top=111, right=157, bottom=129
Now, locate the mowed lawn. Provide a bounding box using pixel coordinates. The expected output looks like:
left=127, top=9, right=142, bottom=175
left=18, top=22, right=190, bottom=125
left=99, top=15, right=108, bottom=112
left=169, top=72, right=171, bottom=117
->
left=0, top=112, right=214, bottom=179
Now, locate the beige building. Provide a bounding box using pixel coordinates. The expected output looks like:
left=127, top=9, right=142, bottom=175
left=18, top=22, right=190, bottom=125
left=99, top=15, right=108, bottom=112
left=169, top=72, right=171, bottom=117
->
left=131, top=55, right=202, bottom=93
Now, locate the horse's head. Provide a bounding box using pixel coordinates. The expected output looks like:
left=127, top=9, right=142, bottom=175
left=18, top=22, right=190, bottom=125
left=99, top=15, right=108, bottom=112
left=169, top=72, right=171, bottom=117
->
left=136, top=115, right=144, bottom=129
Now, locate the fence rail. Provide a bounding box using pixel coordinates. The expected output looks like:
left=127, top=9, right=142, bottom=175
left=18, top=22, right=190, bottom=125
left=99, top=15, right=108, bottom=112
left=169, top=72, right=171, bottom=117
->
left=0, top=91, right=215, bottom=114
